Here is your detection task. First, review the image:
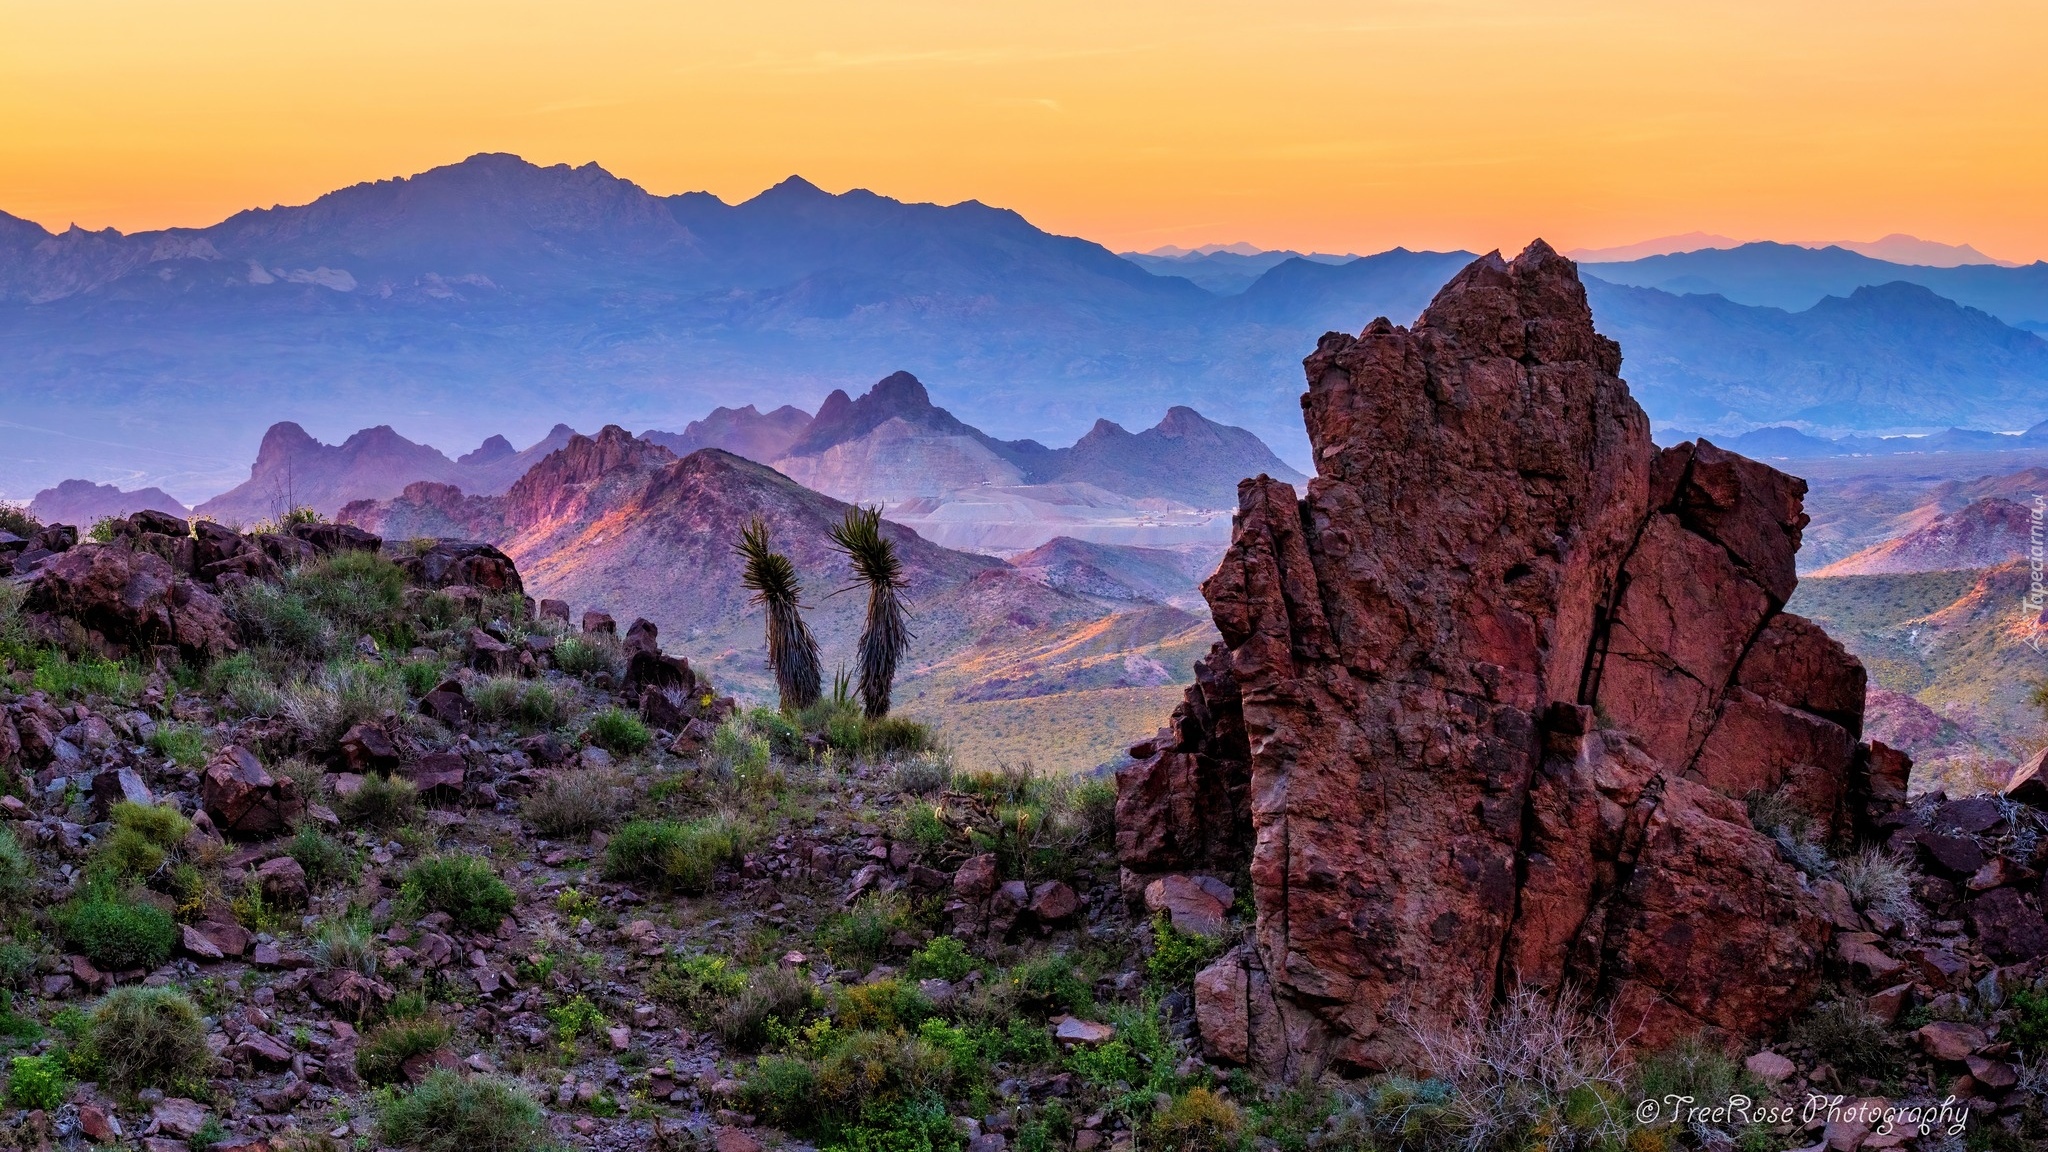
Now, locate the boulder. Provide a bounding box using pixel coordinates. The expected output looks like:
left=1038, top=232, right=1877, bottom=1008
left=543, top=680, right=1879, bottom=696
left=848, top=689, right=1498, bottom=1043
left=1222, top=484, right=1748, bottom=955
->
left=395, top=539, right=523, bottom=594
left=1115, top=242, right=1863, bottom=1073
left=467, top=628, right=517, bottom=675
left=254, top=855, right=309, bottom=908
left=22, top=543, right=237, bottom=661
left=538, top=599, right=571, bottom=623
left=290, top=522, right=382, bottom=556
left=1143, top=875, right=1229, bottom=938
left=419, top=678, right=472, bottom=727
left=339, top=722, right=400, bottom=774
left=582, top=610, right=616, bottom=635
left=90, top=767, right=154, bottom=819
left=623, top=618, right=698, bottom=694
left=200, top=745, right=303, bottom=835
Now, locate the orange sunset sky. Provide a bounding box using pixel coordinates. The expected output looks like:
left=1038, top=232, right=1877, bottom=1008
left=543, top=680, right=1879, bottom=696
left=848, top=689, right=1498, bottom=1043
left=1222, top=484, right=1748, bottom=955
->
left=3, top=0, right=2045, bottom=260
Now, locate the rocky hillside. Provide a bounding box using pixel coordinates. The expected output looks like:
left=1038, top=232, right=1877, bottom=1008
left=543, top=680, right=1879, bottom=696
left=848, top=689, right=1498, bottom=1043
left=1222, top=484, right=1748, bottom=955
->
left=640, top=405, right=813, bottom=464
left=1815, top=496, right=2041, bottom=576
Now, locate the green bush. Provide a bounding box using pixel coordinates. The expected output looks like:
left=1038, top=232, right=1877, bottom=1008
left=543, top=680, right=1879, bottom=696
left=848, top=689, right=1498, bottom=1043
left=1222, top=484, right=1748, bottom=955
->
left=715, top=966, right=821, bottom=1053
left=802, top=699, right=938, bottom=760
left=32, top=654, right=143, bottom=702
left=824, top=892, right=915, bottom=963
left=402, top=855, right=515, bottom=932
left=0, top=940, right=37, bottom=987
left=603, top=816, right=748, bottom=895
left=0, top=829, right=31, bottom=904
left=356, top=1016, right=454, bottom=1086
left=293, top=551, right=408, bottom=641
left=89, top=986, right=211, bottom=1092
left=375, top=1069, right=549, bottom=1152
left=551, top=635, right=622, bottom=678
left=313, top=917, right=380, bottom=976
left=906, top=936, right=975, bottom=983
left=647, top=953, right=749, bottom=1013
left=231, top=582, right=333, bottom=659
left=2008, top=986, right=2048, bottom=1055
left=710, top=716, right=772, bottom=777
left=835, top=979, right=935, bottom=1033
left=4, top=1053, right=69, bottom=1109
left=337, top=772, right=420, bottom=831
left=396, top=657, right=449, bottom=699
left=548, top=995, right=607, bottom=1043
left=584, top=706, right=651, bottom=755
left=1148, top=1087, right=1243, bottom=1152
left=469, top=677, right=569, bottom=731
left=523, top=767, right=626, bottom=837
left=0, top=507, right=38, bottom=538
left=1790, top=1000, right=1903, bottom=1079
left=893, top=755, right=954, bottom=796
left=146, top=724, right=210, bottom=769
left=1147, top=915, right=1224, bottom=986
left=1009, top=953, right=1093, bottom=1017
left=91, top=801, right=194, bottom=882
left=57, top=887, right=177, bottom=971
left=289, top=824, right=357, bottom=886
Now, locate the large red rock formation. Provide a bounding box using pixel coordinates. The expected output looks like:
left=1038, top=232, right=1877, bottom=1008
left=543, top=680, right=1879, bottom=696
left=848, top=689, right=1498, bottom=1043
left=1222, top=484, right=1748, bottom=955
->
left=1120, top=241, right=1881, bottom=1073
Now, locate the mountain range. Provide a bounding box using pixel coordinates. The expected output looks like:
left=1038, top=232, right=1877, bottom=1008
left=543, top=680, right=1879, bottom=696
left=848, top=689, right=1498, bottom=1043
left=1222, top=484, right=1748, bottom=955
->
left=9, top=154, right=2048, bottom=502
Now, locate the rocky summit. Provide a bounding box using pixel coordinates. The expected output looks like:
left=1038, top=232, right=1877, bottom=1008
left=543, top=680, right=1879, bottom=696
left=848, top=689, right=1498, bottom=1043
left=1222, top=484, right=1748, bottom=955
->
left=1120, top=241, right=1897, bottom=1072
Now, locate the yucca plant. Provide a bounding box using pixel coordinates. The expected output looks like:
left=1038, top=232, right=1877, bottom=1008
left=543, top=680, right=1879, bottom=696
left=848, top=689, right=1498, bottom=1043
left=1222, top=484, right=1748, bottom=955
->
left=735, top=517, right=822, bottom=712
left=829, top=505, right=910, bottom=719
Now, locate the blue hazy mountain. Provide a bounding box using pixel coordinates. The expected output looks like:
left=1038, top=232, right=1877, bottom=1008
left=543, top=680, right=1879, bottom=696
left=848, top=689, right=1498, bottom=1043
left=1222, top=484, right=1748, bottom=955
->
left=5, top=154, right=2048, bottom=501
left=1585, top=241, right=2048, bottom=329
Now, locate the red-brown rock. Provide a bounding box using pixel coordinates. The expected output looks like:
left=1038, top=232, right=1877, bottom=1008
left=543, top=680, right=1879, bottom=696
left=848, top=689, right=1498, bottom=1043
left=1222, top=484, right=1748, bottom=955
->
left=1116, top=241, right=1868, bottom=1075
left=201, top=745, right=303, bottom=835
left=22, top=543, right=237, bottom=661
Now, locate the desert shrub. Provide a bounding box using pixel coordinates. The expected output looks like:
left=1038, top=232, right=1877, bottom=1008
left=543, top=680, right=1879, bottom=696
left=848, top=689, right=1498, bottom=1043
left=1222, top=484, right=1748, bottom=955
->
left=897, top=800, right=953, bottom=860
left=961, top=765, right=1100, bottom=882
left=1628, top=1036, right=1767, bottom=1146
left=1010, top=952, right=1093, bottom=1017
left=292, top=551, right=407, bottom=641
left=396, top=657, right=449, bottom=699
left=0, top=506, right=37, bottom=538
left=715, top=966, right=821, bottom=1053
left=751, top=1029, right=958, bottom=1137
left=232, top=582, right=333, bottom=659
left=356, top=1015, right=454, bottom=1086
left=375, top=1069, right=548, bottom=1152
left=206, top=652, right=284, bottom=717
left=1746, top=787, right=1831, bottom=876
left=32, top=654, right=143, bottom=702
left=2007, top=987, right=2048, bottom=1055
left=551, top=634, right=622, bottom=678
left=1790, top=999, right=1904, bottom=1079
left=469, top=677, right=569, bottom=731
left=547, top=995, right=607, bottom=1043
left=91, top=801, right=194, bottom=883
left=402, top=855, right=515, bottom=932
left=604, top=816, right=748, bottom=895
left=89, top=985, right=211, bottom=1092
left=313, top=917, right=380, bottom=976
left=289, top=824, right=357, bottom=885
left=835, top=979, right=935, bottom=1033
left=804, top=698, right=938, bottom=760
left=583, top=706, right=651, bottom=755
left=146, top=724, right=210, bottom=769
left=337, top=772, right=420, bottom=831
left=4, top=1053, right=69, bottom=1110
left=893, top=755, right=954, bottom=796
left=906, top=936, right=975, bottom=983
left=0, top=829, right=31, bottom=904
left=1149, top=1087, right=1243, bottom=1152
left=823, top=891, right=914, bottom=963
left=523, top=767, right=627, bottom=837
left=1401, top=988, right=1631, bottom=1152
left=284, top=660, right=405, bottom=749
left=709, top=716, right=772, bottom=778
left=1148, top=914, right=1224, bottom=986
left=0, top=940, right=37, bottom=987
left=648, top=952, right=749, bottom=1013
left=57, top=886, right=178, bottom=971
left=1837, top=847, right=1921, bottom=926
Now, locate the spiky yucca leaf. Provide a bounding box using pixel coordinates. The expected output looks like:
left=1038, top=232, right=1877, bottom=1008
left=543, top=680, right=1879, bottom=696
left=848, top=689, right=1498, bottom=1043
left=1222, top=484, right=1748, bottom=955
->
left=829, top=505, right=910, bottom=719
left=734, top=517, right=821, bottom=712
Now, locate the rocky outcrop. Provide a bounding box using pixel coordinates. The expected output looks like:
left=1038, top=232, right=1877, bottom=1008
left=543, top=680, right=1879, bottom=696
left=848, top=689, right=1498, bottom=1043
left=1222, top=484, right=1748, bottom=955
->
left=21, top=544, right=237, bottom=662
left=1119, top=241, right=1886, bottom=1074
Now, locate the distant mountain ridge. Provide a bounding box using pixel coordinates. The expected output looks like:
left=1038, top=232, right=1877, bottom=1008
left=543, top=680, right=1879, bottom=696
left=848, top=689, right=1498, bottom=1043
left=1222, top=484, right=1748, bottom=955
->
left=9, top=154, right=2048, bottom=500
left=1814, top=497, right=2041, bottom=576
left=26, top=479, right=189, bottom=526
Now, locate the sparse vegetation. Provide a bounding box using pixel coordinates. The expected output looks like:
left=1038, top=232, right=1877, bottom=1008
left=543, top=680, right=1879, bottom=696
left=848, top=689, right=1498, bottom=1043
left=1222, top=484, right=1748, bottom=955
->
left=583, top=705, right=651, bottom=754
left=57, top=884, right=178, bottom=971
left=604, top=815, right=749, bottom=894
left=88, top=985, right=212, bottom=1092
left=356, top=1015, right=454, bottom=1086
left=523, top=766, right=628, bottom=836
left=402, top=855, right=516, bottom=931
left=375, top=1069, right=549, bottom=1152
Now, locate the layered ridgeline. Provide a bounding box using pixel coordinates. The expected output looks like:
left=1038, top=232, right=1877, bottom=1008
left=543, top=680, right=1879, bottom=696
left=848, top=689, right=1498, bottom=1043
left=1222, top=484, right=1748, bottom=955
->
left=113, top=371, right=1294, bottom=554
left=9, top=154, right=2048, bottom=499
left=1116, top=240, right=1951, bottom=1076
left=339, top=428, right=1218, bottom=771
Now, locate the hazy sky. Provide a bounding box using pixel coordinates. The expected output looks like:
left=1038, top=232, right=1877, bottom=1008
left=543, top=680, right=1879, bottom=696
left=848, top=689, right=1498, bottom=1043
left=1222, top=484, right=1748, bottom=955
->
left=4, top=0, right=2044, bottom=259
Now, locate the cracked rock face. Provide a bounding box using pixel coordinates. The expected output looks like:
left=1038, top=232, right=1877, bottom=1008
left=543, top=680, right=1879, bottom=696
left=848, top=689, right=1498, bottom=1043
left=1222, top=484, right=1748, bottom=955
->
left=1119, top=241, right=1880, bottom=1073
